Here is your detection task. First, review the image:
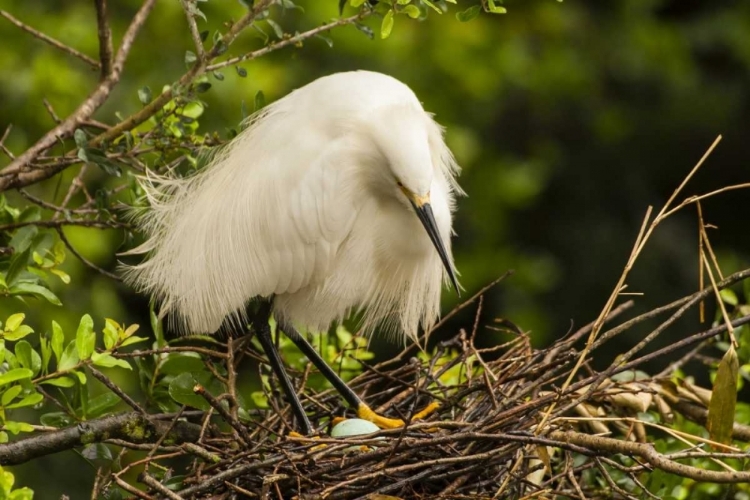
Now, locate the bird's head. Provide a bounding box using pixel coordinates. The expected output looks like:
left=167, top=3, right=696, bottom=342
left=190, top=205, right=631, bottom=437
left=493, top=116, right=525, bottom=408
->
left=365, top=104, right=460, bottom=295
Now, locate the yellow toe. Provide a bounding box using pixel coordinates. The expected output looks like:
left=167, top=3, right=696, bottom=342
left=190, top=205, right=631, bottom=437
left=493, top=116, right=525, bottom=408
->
left=357, top=401, right=440, bottom=429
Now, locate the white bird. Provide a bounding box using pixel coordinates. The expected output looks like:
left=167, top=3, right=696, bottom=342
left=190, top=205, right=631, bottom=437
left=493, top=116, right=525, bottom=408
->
left=124, top=70, right=462, bottom=434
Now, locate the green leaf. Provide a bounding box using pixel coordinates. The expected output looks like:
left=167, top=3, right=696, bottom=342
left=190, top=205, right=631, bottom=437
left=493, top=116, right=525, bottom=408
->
left=40, top=376, right=75, bottom=388
left=184, top=50, right=197, bottom=65
left=159, top=353, right=205, bottom=375
left=102, top=319, right=119, bottom=351
left=456, top=4, right=481, bottom=22
left=421, top=0, right=442, bottom=14
left=402, top=5, right=421, bottom=18
left=3, top=326, right=34, bottom=342
left=4, top=314, right=24, bottom=332
left=707, top=345, right=739, bottom=447
left=58, top=341, right=79, bottom=372
left=87, top=393, right=121, bottom=418
left=236, top=66, right=247, bottom=78
left=51, top=321, right=64, bottom=364
left=81, top=443, right=113, bottom=463
left=138, top=86, right=152, bottom=104
left=9, top=283, right=61, bottom=306
left=119, top=336, right=148, bottom=348
left=91, top=352, right=132, bottom=370
left=50, top=269, right=70, bottom=284
left=73, top=128, right=88, bottom=148
left=3, top=421, right=34, bottom=434
left=266, top=19, right=284, bottom=39
left=182, top=102, right=204, bottom=119
left=720, top=288, right=738, bottom=306
left=0, top=369, right=32, bottom=388
left=6, top=392, right=42, bottom=409
left=254, top=90, right=265, bottom=111
left=14, top=341, right=41, bottom=376
left=150, top=306, right=166, bottom=349
left=194, top=82, right=212, bottom=93
left=3, top=349, right=16, bottom=369
left=52, top=239, right=65, bottom=264
left=169, top=372, right=210, bottom=410
left=5, top=248, right=31, bottom=287
left=1, top=386, right=22, bottom=406
left=77, top=148, right=121, bottom=177
left=121, top=323, right=140, bottom=340
left=39, top=336, right=51, bottom=374
left=75, top=314, right=95, bottom=361
left=40, top=412, right=73, bottom=428
left=250, top=391, right=269, bottom=409
left=381, top=10, right=394, bottom=39
left=214, top=39, right=228, bottom=56
left=72, top=370, right=87, bottom=385
left=486, top=0, right=506, bottom=13
left=350, top=0, right=366, bottom=7
left=9, top=486, right=34, bottom=500
left=354, top=22, right=374, bottom=39
left=9, top=227, right=37, bottom=255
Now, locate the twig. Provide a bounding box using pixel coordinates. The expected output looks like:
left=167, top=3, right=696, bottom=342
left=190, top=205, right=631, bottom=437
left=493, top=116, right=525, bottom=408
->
left=206, top=12, right=370, bottom=71
left=194, top=384, right=252, bottom=445
left=0, top=9, right=100, bottom=68
left=180, top=0, right=206, bottom=61
left=56, top=227, right=122, bottom=281
left=0, top=125, right=15, bottom=160
left=88, top=366, right=147, bottom=415
left=139, top=473, right=185, bottom=500
left=93, top=0, right=114, bottom=79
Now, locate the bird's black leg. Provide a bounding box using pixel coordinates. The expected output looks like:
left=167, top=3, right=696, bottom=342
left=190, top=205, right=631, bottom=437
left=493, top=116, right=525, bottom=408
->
left=276, top=320, right=363, bottom=411
left=252, top=302, right=314, bottom=435
left=276, top=321, right=440, bottom=428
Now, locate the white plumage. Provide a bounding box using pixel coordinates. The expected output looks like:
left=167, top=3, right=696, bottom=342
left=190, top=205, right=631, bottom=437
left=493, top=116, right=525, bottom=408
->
left=124, top=70, right=462, bottom=342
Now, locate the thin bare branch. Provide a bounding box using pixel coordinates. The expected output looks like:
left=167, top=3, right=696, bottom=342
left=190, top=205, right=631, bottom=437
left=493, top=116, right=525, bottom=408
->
left=0, top=125, right=14, bottom=160
left=0, top=9, right=100, bottom=68
left=206, top=13, right=369, bottom=71
left=180, top=0, right=206, bottom=61
left=94, top=0, right=114, bottom=78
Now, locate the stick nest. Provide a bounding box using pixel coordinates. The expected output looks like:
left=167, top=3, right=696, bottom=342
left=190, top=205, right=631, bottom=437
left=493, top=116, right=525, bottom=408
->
left=165, top=270, right=750, bottom=499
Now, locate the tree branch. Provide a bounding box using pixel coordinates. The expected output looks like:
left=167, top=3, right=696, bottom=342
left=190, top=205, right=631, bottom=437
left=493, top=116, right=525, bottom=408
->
left=551, top=430, right=750, bottom=484
left=94, top=0, right=114, bottom=79
left=0, top=412, right=202, bottom=466
left=0, top=0, right=157, bottom=191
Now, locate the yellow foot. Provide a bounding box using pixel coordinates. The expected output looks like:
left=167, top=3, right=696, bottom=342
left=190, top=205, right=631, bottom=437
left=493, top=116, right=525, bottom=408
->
left=287, top=431, right=327, bottom=451
left=357, top=401, right=440, bottom=429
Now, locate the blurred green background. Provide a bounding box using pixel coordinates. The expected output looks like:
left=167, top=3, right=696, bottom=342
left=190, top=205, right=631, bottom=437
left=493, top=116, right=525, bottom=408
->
left=1, top=0, right=749, bottom=496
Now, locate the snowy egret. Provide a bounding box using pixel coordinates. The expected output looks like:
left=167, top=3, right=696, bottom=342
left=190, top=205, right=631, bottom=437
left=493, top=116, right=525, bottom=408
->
left=124, top=70, right=462, bottom=435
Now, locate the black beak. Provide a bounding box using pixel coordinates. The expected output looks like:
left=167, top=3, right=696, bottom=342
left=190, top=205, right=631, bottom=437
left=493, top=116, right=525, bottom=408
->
left=410, top=201, right=461, bottom=296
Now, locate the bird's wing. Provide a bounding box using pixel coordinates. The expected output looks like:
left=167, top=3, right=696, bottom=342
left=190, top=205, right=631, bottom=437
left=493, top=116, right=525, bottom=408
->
left=125, top=121, right=360, bottom=333
left=271, top=140, right=359, bottom=295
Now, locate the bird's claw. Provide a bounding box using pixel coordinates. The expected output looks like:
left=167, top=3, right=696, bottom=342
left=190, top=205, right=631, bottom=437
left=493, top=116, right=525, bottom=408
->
left=357, top=401, right=440, bottom=429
